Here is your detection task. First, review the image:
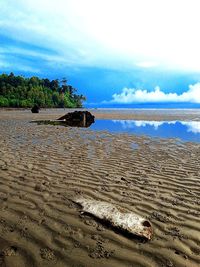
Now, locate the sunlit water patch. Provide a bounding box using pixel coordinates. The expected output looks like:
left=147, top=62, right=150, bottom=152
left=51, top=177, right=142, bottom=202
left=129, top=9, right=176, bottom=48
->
left=90, top=120, right=200, bottom=142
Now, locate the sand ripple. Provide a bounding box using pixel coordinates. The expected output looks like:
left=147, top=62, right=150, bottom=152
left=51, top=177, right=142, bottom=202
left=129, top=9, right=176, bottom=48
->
left=0, top=110, right=200, bottom=267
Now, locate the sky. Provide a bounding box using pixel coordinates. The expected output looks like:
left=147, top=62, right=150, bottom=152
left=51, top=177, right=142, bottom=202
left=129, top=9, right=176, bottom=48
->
left=1, top=0, right=200, bottom=107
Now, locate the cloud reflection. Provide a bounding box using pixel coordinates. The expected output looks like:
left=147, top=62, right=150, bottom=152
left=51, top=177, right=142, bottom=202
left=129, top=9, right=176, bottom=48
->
left=112, top=120, right=200, bottom=134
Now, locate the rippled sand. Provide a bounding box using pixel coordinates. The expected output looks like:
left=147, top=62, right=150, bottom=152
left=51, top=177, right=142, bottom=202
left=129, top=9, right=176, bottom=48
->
left=0, top=109, right=200, bottom=267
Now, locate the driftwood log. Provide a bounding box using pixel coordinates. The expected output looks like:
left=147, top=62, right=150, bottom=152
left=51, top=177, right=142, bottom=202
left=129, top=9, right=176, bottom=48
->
left=75, top=198, right=153, bottom=240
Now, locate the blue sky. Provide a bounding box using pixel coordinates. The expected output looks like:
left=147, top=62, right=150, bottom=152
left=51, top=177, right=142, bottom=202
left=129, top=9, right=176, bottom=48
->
left=1, top=0, right=200, bottom=107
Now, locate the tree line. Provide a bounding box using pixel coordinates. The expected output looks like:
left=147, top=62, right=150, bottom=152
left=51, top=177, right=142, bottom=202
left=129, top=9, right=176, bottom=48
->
left=0, top=72, right=86, bottom=108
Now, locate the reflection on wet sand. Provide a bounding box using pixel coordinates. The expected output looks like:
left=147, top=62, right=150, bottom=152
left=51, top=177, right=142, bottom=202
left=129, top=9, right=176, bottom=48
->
left=90, top=120, right=200, bottom=142
left=32, top=119, right=94, bottom=128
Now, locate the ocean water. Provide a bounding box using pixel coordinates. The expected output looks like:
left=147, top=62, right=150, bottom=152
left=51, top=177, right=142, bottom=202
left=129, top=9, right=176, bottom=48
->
left=87, top=103, right=200, bottom=109
left=90, top=108, right=200, bottom=116
left=90, top=120, right=200, bottom=143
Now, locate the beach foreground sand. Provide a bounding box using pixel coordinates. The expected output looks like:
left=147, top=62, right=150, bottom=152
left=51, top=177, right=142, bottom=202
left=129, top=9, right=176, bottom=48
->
left=0, top=109, right=200, bottom=267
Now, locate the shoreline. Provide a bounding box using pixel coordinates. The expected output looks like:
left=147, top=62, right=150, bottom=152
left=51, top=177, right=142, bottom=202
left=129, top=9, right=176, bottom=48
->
left=1, top=107, right=200, bottom=121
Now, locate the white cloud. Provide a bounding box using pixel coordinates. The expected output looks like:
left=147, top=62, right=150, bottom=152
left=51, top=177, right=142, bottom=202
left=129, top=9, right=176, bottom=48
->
left=136, top=62, right=159, bottom=68
left=111, top=83, right=200, bottom=103
left=0, top=46, right=67, bottom=64
left=1, top=0, right=200, bottom=71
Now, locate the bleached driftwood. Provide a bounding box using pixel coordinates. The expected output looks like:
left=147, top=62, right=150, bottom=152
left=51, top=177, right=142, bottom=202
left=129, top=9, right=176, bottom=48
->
left=75, top=198, right=153, bottom=240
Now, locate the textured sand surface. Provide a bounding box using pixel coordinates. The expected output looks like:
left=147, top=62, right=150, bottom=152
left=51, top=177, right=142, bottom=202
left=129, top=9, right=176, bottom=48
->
left=0, top=109, right=200, bottom=267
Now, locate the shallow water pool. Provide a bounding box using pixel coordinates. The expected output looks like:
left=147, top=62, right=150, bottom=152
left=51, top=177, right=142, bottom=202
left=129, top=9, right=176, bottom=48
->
left=90, top=120, right=200, bottom=143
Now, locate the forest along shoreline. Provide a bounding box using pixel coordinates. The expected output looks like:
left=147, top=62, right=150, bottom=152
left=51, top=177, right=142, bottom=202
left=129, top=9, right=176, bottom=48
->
left=0, top=72, right=86, bottom=108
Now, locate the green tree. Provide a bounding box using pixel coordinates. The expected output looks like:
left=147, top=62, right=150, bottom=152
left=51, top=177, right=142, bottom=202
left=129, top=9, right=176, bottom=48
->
left=0, top=73, right=86, bottom=108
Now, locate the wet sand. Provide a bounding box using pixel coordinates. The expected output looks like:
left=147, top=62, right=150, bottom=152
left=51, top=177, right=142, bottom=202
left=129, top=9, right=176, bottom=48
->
left=0, top=109, right=200, bottom=267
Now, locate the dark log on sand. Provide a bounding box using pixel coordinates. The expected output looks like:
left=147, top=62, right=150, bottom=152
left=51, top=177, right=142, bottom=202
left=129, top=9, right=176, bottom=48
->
left=31, top=105, right=40, bottom=113
left=57, top=111, right=95, bottom=127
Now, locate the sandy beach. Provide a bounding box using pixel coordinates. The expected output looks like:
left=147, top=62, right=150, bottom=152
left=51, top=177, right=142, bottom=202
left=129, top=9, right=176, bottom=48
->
left=0, top=109, right=200, bottom=267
